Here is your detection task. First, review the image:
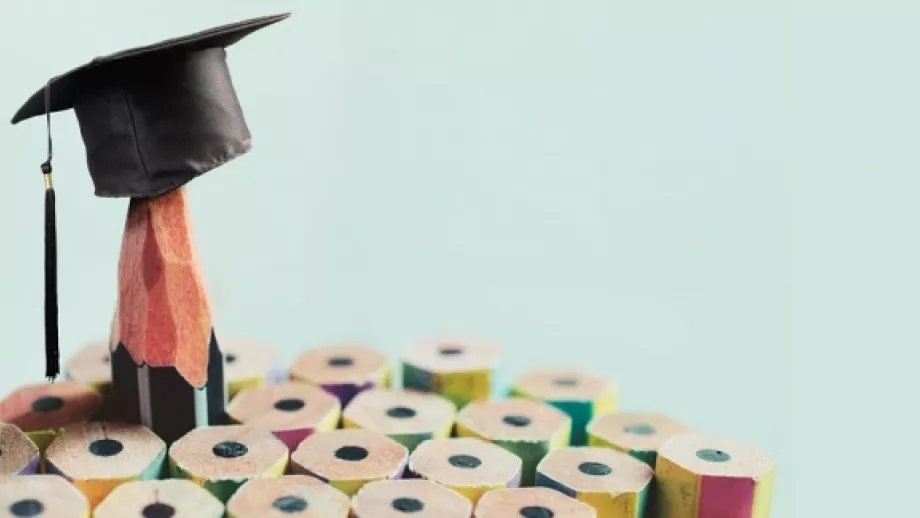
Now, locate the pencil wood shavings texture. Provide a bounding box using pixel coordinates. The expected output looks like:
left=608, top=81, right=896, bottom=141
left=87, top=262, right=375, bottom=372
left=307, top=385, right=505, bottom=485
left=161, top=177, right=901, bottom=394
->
left=407, top=437, right=522, bottom=504
left=0, top=474, right=90, bottom=518
left=226, top=474, right=350, bottom=518
left=0, top=422, right=40, bottom=475
left=63, top=341, right=112, bottom=394
left=289, top=344, right=391, bottom=407
left=474, top=487, right=597, bottom=518
left=94, top=479, right=224, bottom=518
left=402, top=339, right=504, bottom=409
left=654, top=434, right=775, bottom=518
left=227, top=382, right=341, bottom=451
left=535, top=446, right=654, bottom=518
left=351, top=479, right=474, bottom=518
left=342, top=389, right=456, bottom=452
left=43, top=422, right=166, bottom=508
left=112, top=188, right=213, bottom=388
left=107, top=187, right=228, bottom=445
left=221, top=339, right=282, bottom=398
left=510, top=368, right=618, bottom=446
left=290, top=428, right=408, bottom=497
left=0, top=381, right=102, bottom=457
left=456, top=398, right=571, bottom=486
left=168, top=424, right=289, bottom=503
left=587, top=413, right=693, bottom=467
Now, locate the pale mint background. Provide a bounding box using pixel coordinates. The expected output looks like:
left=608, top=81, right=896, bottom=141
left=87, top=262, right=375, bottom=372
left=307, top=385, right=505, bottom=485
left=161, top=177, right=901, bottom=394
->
left=1, top=1, right=912, bottom=517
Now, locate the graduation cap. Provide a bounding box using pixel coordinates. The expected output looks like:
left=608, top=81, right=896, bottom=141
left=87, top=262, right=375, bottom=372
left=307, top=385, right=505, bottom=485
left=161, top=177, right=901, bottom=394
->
left=11, top=12, right=290, bottom=380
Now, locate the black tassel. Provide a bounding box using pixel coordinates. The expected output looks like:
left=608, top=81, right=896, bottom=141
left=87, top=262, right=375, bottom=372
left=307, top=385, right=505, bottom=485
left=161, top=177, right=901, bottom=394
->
left=41, top=78, right=59, bottom=381
left=44, top=166, right=59, bottom=380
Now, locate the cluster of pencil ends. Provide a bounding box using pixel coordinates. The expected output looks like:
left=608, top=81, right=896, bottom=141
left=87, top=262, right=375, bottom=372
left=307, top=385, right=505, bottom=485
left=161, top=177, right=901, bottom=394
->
left=0, top=339, right=774, bottom=518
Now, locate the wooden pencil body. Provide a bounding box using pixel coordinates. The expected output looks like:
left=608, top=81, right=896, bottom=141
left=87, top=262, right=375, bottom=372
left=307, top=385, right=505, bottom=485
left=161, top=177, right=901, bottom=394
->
left=654, top=434, right=775, bottom=518
left=510, top=368, right=617, bottom=446
left=402, top=339, right=503, bottom=409
left=535, top=446, right=653, bottom=518
left=456, top=398, right=570, bottom=487
left=106, top=187, right=227, bottom=444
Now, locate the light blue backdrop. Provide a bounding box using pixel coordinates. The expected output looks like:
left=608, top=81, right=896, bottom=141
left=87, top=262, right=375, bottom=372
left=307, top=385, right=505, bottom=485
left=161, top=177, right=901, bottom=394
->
left=4, top=1, right=909, bottom=517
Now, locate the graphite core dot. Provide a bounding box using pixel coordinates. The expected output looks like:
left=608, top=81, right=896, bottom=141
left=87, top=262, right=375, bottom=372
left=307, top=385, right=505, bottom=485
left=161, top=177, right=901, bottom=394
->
left=274, top=398, right=306, bottom=412
left=334, top=445, right=368, bottom=461
left=503, top=415, right=532, bottom=427
left=89, top=438, right=124, bottom=457
left=696, top=448, right=732, bottom=463
left=142, top=503, right=176, bottom=518
left=327, top=356, right=354, bottom=367
left=386, top=406, right=417, bottom=419
left=552, top=378, right=579, bottom=386
left=212, top=440, right=249, bottom=459
left=272, top=496, right=308, bottom=513
left=578, top=461, right=612, bottom=476
left=391, top=497, right=424, bottom=513
left=448, top=454, right=482, bottom=469
left=519, top=506, right=555, bottom=518
left=624, top=423, right=657, bottom=435
left=31, top=396, right=64, bottom=413
left=9, top=499, right=44, bottom=518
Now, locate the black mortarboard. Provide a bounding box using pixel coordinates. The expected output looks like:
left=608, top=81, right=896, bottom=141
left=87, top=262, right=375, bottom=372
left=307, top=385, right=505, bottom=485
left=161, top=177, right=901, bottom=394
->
left=11, top=12, right=290, bottom=380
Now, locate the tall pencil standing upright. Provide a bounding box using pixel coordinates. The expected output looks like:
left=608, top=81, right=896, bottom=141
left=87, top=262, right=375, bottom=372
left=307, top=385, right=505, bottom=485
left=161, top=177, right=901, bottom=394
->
left=10, top=13, right=291, bottom=444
